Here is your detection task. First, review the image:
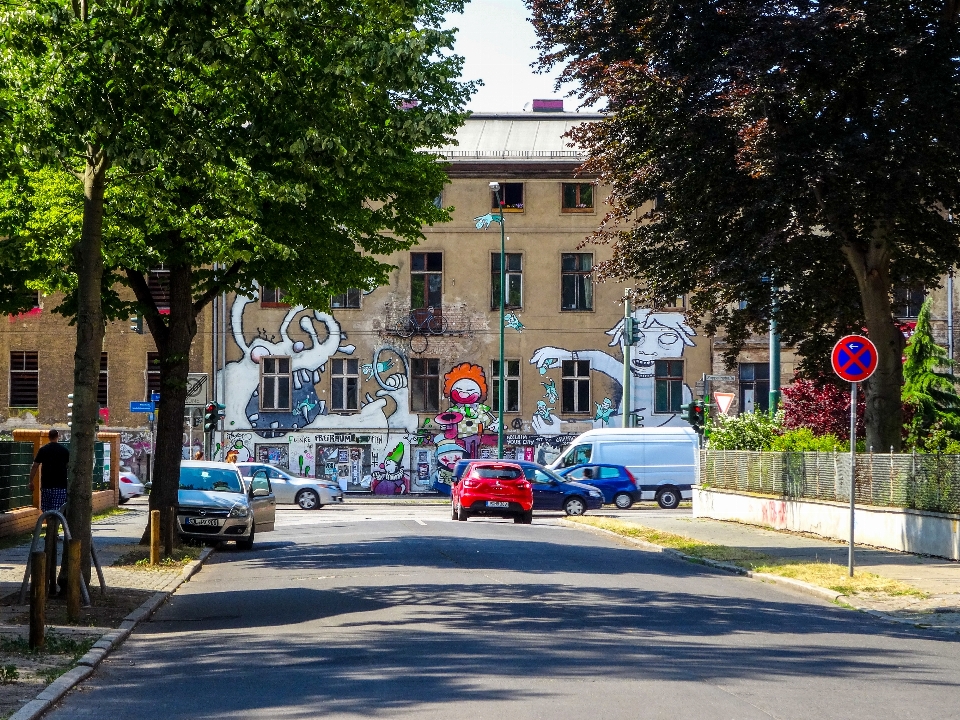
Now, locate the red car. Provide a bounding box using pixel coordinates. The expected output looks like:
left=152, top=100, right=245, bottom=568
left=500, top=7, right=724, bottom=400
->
left=452, top=462, right=533, bottom=524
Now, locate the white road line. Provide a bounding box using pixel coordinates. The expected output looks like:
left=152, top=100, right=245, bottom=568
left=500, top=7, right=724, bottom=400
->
left=415, top=519, right=427, bottom=526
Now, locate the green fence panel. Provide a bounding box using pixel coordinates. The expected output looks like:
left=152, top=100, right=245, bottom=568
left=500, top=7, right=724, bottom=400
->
left=0, top=441, right=36, bottom=511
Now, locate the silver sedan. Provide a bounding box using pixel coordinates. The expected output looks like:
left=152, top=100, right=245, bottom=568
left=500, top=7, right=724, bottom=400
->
left=236, top=463, right=344, bottom=510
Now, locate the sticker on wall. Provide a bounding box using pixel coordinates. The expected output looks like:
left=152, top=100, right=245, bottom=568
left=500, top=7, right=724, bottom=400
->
left=504, top=312, right=524, bottom=333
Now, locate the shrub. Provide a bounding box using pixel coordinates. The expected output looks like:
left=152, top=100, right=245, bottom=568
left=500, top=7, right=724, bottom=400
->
left=707, top=410, right=783, bottom=450
left=769, top=428, right=845, bottom=452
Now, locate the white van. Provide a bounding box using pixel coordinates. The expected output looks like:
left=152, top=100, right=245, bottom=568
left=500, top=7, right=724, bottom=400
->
left=547, top=427, right=699, bottom=509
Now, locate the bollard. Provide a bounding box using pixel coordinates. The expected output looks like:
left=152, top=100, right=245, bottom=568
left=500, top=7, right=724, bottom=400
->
left=163, top=506, right=175, bottom=558
left=65, top=539, right=81, bottom=622
left=150, top=509, right=160, bottom=565
left=30, top=551, right=46, bottom=650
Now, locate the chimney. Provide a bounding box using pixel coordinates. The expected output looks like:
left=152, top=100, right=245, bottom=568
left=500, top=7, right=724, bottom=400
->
left=532, top=99, right=564, bottom=113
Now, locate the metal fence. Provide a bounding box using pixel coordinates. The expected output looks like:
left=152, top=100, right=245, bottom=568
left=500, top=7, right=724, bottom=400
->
left=0, top=440, right=111, bottom=512
left=700, top=450, right=960, bottom=515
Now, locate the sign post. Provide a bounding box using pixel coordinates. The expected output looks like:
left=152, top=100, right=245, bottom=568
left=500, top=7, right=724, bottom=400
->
left=831, top=334, right=878, bottom=577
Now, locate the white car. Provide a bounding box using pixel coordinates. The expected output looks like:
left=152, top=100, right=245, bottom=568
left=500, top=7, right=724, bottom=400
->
left=118, top=469, right=145, bottom=504
left=236, top=463, right=343, bottom=510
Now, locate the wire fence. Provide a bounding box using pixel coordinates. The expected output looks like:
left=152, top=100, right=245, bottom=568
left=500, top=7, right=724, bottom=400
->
left=700, top=450, right=960, bottom=515
left=0, top=440, right=111, bottom=512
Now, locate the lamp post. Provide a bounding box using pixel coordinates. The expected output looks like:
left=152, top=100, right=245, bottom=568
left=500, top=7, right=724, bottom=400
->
left=475, top=184, right=506, bottom=458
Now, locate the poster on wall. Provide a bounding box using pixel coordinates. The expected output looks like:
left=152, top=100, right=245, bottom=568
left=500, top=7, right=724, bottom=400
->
left=256, top=444, right=289, bottom=470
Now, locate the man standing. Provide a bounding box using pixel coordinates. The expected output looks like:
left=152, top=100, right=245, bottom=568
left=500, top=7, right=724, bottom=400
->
left=28, top=429, right=69, bottom=595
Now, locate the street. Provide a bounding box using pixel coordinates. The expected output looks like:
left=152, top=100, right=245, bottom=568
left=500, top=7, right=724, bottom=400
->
left=46, top=503, right=960, bottom=719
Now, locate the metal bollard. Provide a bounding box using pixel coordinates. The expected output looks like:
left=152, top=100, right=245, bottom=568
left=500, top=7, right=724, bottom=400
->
left=29, top=551, right=46, bottom=650
left=150, top=509, right=160, bottom=565
left=65, top=540, right=81, bottom=622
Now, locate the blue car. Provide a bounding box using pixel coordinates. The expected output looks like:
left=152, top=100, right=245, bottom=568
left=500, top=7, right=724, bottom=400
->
left=452, top=459, right=603, bottom=516
left=556, top=464, right=642, bottom=509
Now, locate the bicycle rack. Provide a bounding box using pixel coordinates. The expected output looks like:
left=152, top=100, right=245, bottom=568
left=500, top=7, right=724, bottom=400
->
left=18, top=508, right=106, bottom=607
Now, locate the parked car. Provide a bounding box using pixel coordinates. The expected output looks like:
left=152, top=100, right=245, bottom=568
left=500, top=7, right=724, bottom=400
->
left=118, top=469, right=145, bottom=504
left=177, top=461, right=276, bottom=549
left=548, top=427, right=699, bottom=509
left=452, top=459, right=603, bottom=516
left=451, top=462, right=533, bottom=523
left=555, top=464, right=642, bottom=509
left=236, top=462, right=343, bottom=510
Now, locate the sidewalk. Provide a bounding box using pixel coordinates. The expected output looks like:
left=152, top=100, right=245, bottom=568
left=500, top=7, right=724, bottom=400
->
left=593, top=508, right=960, bottom=631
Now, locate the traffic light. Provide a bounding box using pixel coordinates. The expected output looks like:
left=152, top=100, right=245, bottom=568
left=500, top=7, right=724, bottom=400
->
left=203, top=402, right=225, bottom=433
left=623, top=316, right=642, bottom=345
left=66, top=393, right=73, bottom=428
left=680, top=400, right=704, bottom=430
left=130, top=314, right=143, bottom=334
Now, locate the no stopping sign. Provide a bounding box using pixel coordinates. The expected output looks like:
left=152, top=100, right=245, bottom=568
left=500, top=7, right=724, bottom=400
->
left=832, top=335, right=878, bottom=383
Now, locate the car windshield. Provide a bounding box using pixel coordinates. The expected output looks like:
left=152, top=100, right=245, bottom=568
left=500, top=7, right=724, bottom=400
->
left=179, top=467, right=243, bottom=493
left=472, top=466, right=523, bottom=480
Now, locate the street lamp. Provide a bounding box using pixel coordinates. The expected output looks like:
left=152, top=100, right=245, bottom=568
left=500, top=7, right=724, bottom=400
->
left=475, top=182, right=507, bottom=458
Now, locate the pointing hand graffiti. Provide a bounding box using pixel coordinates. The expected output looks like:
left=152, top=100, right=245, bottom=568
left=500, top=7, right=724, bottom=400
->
left=474, top=213, right=503, bottom=230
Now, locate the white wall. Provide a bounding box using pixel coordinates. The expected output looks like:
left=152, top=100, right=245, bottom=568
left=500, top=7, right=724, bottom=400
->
left=694, top=488, right=960, bottom=561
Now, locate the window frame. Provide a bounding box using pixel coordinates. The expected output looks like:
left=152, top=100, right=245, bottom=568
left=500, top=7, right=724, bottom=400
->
left=331, top=288, right=362, bottom=310
left=9, top=350, right=39, bottom=408
left=148, top=269, right=171, bottom=314
left=561, top=182, right=595, bottom=213
left=561, top=359, right=591, bottom=414
left=492, top=182, right=524, bottom=213
left=654, top=360, right=684, bottom=414
left=410, top=252, right=443, bottom=313
left=739, top=363, right=770, bottom=415
left=892, top=284, right=925, bottom=319
left=560, top=253, right=594, bottom=312
left=260, top=286, right=289, bottom=309
left=410, top=358, right=441, bottom=413
left=146, top=352, right=161, bottom=400
left=490, top=253, right=523, bottom=310
left=260, top=356, right=292, bottom=411
left=492, top=359, right=521, bottom=414
left=98, top=352, right=109, bottom=408
left=331, top=358, right=360, bottom=412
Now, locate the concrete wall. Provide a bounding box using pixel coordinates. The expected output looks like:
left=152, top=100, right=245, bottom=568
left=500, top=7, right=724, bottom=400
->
left=694, top=487, right=960, bottom=561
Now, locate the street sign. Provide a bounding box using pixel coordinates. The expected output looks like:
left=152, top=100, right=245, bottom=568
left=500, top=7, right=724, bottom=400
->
left=831, top=335, right=878, bottom=382
left=130, top=401, right=155, bottom=413
left=705, top=375, right=735, bottom=381
left=714, top=393, right=735, bottom=415
left=151, top=392, right=161, bottom=402
left=184, top=373, right=209, bottom=406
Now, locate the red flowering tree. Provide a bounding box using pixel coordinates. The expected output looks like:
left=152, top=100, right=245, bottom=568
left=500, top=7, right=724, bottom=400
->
left=782, top=378, right=865, bottom=441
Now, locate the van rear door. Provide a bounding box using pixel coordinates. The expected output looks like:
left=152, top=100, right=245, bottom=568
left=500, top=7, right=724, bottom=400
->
left=642, top=441, right=696, bottom=496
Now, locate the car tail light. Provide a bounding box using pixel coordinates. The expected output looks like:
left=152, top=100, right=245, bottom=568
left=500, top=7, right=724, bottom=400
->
left=463, top=478, right=479, bottom=488
left=625, top=468, right=640, bottom=490
left=517, top=480, right=531, bottom=491
left=120, top=477, right=133, bottom=484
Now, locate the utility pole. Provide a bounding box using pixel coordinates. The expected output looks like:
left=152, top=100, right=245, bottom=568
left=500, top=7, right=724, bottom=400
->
left=622, top=291, right=632, bottom=428
left=769, top=283, right=781, bottom=413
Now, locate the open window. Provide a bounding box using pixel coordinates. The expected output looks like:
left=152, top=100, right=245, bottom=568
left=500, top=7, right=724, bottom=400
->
left=492, top=182, right=524, bottom=212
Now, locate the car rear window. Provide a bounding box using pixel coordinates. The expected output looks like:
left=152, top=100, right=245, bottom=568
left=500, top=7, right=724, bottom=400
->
left=179, top=467, right=243, bottom=493
left=472, top=466, right=523, bottom=480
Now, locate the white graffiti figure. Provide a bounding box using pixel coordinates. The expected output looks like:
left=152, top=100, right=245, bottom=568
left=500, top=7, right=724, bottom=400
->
left=530, top=310, right=696, bottom=428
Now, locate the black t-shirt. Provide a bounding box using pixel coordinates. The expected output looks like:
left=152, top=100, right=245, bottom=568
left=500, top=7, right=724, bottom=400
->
left=34, top=442, right=69, bottom=489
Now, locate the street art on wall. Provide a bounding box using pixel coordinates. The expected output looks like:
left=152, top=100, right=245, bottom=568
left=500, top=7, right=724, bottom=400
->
left=370, top=443, right=410, bottom=494
left=256, top=444, right=289, bottom=467
left=504, top=312, right=524, bottom=333
left=530, top=310, right=696, bottom=429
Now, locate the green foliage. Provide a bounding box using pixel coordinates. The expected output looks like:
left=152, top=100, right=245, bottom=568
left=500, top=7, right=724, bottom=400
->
left=706, top=411, right=784, bottom=451
left=0, top=664, right=18, bottom=684
left=768, top=428, right=845, bottom=452
left=902, top=299, right=960, bottom=443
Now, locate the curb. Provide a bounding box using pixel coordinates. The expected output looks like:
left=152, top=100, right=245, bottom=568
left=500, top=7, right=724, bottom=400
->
left=8, top=546, right=215, bottom=720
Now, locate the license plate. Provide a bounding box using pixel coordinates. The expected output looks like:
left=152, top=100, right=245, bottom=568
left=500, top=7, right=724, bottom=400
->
left=486, top=501, right=510, bottom=508
left=184, top=517, right=221, bottom=527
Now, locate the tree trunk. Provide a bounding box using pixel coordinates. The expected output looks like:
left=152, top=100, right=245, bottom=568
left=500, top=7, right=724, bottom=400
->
left=145, top=259, right=198, bottom=555
left=66, top=148, right=109, bottom=585
left=842, top=238, right=904, bottom=451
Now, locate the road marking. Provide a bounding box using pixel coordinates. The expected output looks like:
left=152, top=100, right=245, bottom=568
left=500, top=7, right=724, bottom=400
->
left=415, top=519, right=427, bottom=526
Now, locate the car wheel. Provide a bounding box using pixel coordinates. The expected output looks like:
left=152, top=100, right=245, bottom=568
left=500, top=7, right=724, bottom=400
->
left=613, top=492, right=634, bottom=510
left=513, top=515, right=523, bottom=524
left=656, top=487, right=681, bottom=510
left=118, top=496, right=129, bottom=505
left=296, top=489, right=320, bottom=510
left=457, top=503, right=470, bottom=521
left=237, top=525, right=255, bottom=550
left=563, top=497, right=586, bottom=516
left=521, top=510, right=533, bottom=524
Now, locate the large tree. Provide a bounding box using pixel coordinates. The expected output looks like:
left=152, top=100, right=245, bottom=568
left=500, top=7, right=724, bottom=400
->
left=1, top=0, right=473, bottom=559
left=528, top=0, right=960, bottom=450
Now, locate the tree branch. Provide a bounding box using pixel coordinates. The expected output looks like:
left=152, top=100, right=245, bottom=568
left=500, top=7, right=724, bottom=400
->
left=192, top=261, right=244, bottom=318
left=125, top=268, right=168, bottom=345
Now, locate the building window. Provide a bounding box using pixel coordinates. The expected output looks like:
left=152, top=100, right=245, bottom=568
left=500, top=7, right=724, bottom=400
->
left=411, top=358, right=440, bottom=413
left=146, top=352, right=161, bottom=399
left=411, top=252, right=443, bottom=312
left=9, top=351, right=39, bottom=408
left=561, top=253, right=594, bottom=311
left=331, top=359, right=359, bottom=411
left=561, top=359, right=590, bottom=413
left=561, top=183, right=594, bottom=212
left=432, top=193, right=443, bottom=209
left=892, top=285, right=925, bottom=319
left=261, top=357, right=291, bottom=411
left=331, top=289, right=362, bottom=309
left=98, top=352, right=108, bottom=408
left=492, top=182, right=524, bottom=212
left=492, top=360, right=520, bottom=413
left=739, top=363, right=770, bottom=414
left=260, top=287, right=288, bottom=308
left=654, top=360, right=684, bottom=414
left=148, top=269, right=170, bottom=314
left=491, top=253, right=523, bottom=310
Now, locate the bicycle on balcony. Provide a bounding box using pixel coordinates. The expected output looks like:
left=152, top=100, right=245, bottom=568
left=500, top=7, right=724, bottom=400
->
left=396, top=306, right=448, bottom=337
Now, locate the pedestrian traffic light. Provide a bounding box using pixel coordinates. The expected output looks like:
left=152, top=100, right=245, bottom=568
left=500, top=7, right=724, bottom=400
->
left=203, top=402, right=225, bottom=433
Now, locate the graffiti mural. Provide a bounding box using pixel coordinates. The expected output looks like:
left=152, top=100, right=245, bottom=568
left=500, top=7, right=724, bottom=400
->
left=530, top=310, right=696, bottom=428
left=119, top=431, right=152, bottom=481
left=370, top=443, right=410, bottom=494
left=256, top=444, right=289, bottom=468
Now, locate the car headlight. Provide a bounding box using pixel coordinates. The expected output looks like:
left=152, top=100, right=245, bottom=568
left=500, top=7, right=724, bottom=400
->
left=588, top=490, right=602, bottom=498
left=229, top=504, right=249, bottom=518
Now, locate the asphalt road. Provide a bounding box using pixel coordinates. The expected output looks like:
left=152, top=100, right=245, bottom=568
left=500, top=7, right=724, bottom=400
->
left=47, top=503, right=960, bottom=719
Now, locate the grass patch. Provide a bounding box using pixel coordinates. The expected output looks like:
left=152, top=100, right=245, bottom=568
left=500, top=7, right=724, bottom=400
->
left=112, top=545, right=201, bottom=570
left=0, top=633, right=95, bottom=661
left=92, top=507, right=130, bottom=522
left=568, top=516, right=927, bottom=598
